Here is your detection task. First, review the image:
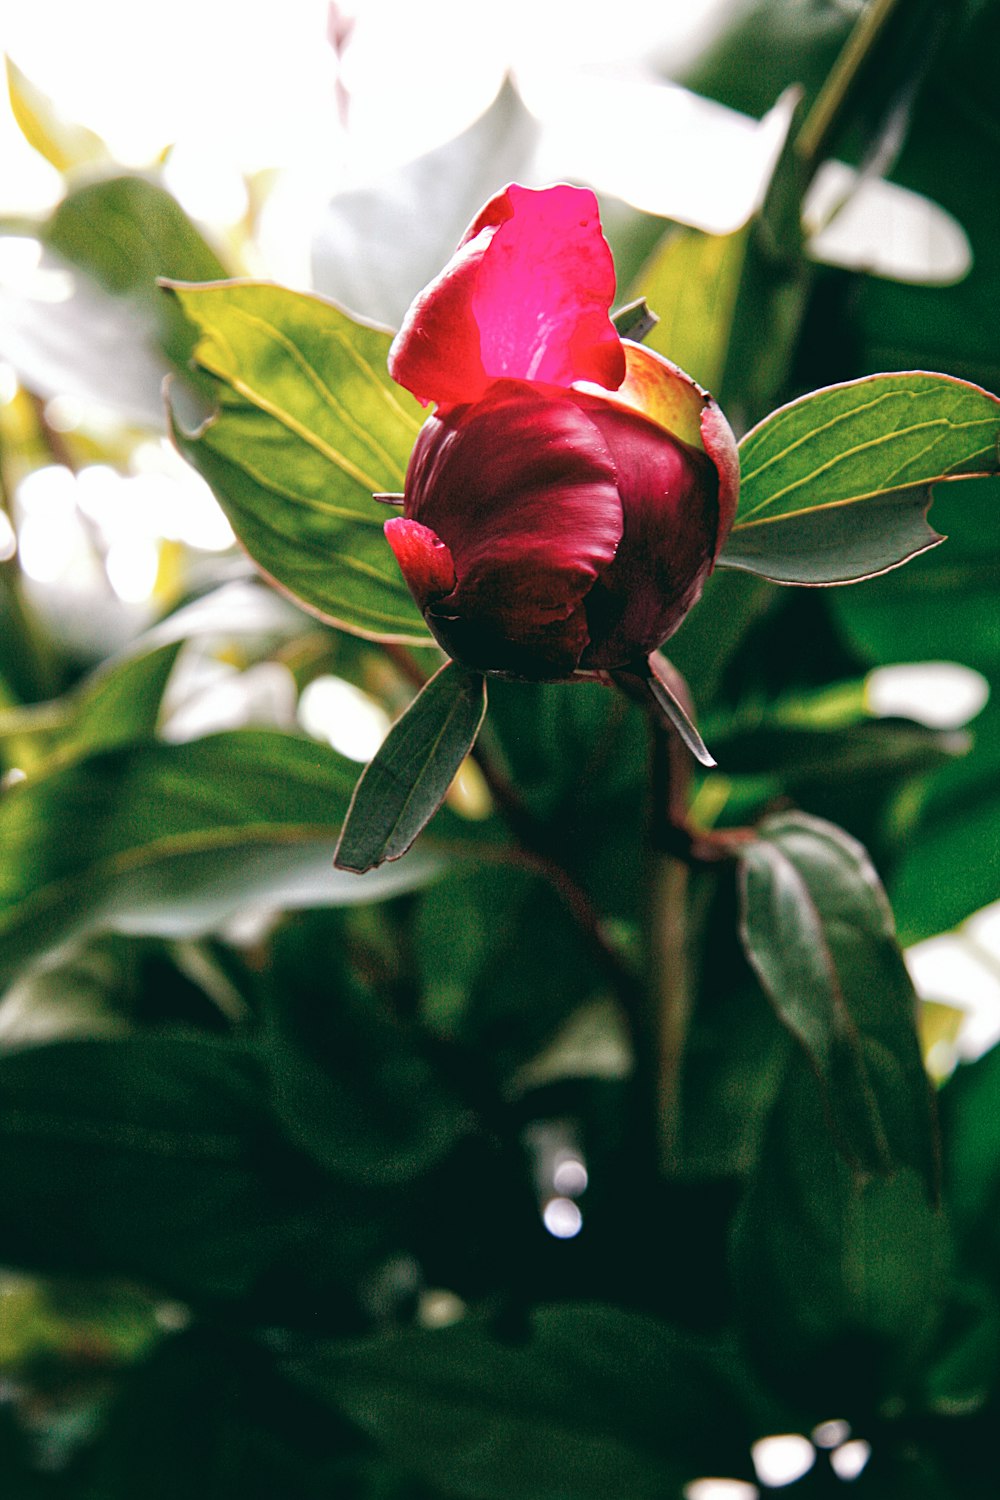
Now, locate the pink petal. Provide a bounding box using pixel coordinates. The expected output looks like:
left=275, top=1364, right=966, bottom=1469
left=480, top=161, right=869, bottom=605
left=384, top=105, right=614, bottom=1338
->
left=383, top=518, right=456, bottom=609
left=389, top=184, right=625, bottom=409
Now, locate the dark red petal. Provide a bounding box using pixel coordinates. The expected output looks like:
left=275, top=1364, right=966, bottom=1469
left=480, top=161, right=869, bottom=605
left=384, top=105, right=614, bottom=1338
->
left=576, top=399, right=720, bottom=670
left=402, top=383, right=623, bottom=677
left=383, top=517, right=456, bottom=610
left=388, top=184, right=624, bottom=409
left=587, top=341, right=740, bottom=560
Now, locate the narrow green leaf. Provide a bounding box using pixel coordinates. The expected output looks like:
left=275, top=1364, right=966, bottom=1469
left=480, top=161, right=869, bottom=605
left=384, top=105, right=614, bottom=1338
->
left=0, top=640, right=182, bottom=771
left=165, top=280, right=430, bottom=642
left=335, top=662, right=486, bottom=873
left=647, top=650, right=715, bottom=766
left=738, top=811, right=937, bottom=1190
left=0, top=730, right=440, bottom=987
left=721, top=372, right=1000, bottom=584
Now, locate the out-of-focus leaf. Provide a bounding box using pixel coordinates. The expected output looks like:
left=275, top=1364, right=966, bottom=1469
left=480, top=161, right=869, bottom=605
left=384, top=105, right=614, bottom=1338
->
left=0, top=640, right=182, bottom=772
left=804, top=161, right=971, bottom=286
left=721, top=373, right=1000, bottom=583
left=292, top=1304, right=762, bottom=1498
left=0, top=730, right=440, bottom=986
left=831, top=479, right=1000, bottom=674
left=731, top=1052, right=949, bottom=1411
left=166, top=280, right=430, bottom=642
left=533, top=76, right=799, bottom=239
left=850, top=3, right=1000, bottom=393
left=335, top=662, right=486, bottom=873
left=674, top=0, right=854, bottom=120
left=715, top=714, right=967, bottom=786
left=5, top=56, right=109, bottom=174
left=941, top=1042, right=1000, bottom=1265
left=827, top=478, right=1000, bottom=940
left=887, top=709, right=1000, bottom=945
left=415, top=863, right=602, bottom=1075
left=0, top=935, right=131, bottom=1050
left=43, top=175, right=227, bottom=371
left=680, top=860, right=793, bottom=1180
left=92, top=1327, right=367, bottom=1500
left=0, top=245, right=171, bottom=427
left=258, top=927, right=469, bottom=1187
left=0, top=1033, right=327, bottom=1303
left=312, top=76, right=539, bottom=329
left=629, top=223, right=751, bottom=395
left=738, top=811, right=937, bottom=1189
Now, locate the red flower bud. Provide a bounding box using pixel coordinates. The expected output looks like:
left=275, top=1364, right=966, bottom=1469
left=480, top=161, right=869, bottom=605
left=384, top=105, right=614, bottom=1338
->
left=384, top=183, right=738, bottom=680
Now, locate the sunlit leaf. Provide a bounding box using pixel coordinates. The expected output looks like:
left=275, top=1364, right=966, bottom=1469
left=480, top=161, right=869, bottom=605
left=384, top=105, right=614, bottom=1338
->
left=738, top=810, right=937, bottom=1188
left=166, top=280, right=430, bottom=642
left=44, top=174, right=227, bottom=372
left=335, top=662, right=486, bottom=873
left=720, top=372, right=1000, bottom=584
left=0, top=730, right=440, bottom=986
left=628, top=222, right=751, bottom=395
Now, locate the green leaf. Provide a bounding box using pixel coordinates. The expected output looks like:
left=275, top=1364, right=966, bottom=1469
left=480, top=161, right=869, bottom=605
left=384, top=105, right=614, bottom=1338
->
left=335, top=662, right=486, bottom=873
left=1, top=174, right=228, bottom=425
left=629, top=223, right=751, bottom=396
left=44, top=175, right=227, bottom=372
left=258, top=915, right=469, bottom=1186
left=165, top=280, right=430, bottom=642
left=731, top=1052, right=950, bottom=1411
left=647, top=650, right=715, bottom=766
left=941, top=1041, right=1000, bottom=1267
left=292, top=1305, right=763, bottom=1498
left=721, top=372, right=1000, bottom=584
left=0, top=640, right=183, bottom=772
left=0, top=729, right=440, bottom=987
left=0, top=1034, right=322, bottom=1302
left=738, top=811, right=937, bottom=1188
left=92, top=1328, right=367, bottom=1499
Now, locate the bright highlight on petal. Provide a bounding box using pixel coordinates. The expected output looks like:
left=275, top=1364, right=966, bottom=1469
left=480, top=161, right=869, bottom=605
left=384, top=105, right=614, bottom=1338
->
left=389, top=182, right=624, bottom=408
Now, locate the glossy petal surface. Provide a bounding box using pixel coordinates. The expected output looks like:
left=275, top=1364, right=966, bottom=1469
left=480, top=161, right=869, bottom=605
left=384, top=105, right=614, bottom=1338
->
left=403, top=383, right=623, bottom=677
left=578, top=400, right=720, bottom=668
left=389, top=184, right=624, bottom=410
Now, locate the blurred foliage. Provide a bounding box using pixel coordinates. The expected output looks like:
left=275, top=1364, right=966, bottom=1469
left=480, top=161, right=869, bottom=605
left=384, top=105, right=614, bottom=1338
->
left=0, top=3, right=999, bottom=1497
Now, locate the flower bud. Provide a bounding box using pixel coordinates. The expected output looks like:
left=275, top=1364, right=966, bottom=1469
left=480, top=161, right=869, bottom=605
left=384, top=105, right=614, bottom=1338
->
left=384, top=183, right=738, bottom=680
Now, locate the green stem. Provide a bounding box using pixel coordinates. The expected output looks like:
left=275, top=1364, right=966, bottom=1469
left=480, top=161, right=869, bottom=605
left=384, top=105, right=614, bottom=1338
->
left=796, top=0, right=905, bottom=173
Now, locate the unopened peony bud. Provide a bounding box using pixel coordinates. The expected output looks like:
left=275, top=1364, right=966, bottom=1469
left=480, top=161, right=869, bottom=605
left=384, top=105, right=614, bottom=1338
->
left=384, top=183, right=738, bottom=681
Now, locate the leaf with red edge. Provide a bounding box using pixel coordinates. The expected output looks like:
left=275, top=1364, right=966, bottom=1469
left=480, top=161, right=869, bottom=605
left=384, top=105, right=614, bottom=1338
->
left=719, top=371, right=1000, bottom=584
